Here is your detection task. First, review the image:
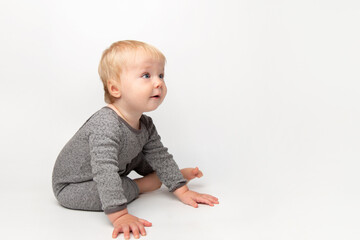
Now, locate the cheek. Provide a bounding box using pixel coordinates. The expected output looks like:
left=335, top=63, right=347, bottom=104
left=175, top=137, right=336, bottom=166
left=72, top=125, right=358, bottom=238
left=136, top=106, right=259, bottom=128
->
left=162, top=86, right=168, bottom=98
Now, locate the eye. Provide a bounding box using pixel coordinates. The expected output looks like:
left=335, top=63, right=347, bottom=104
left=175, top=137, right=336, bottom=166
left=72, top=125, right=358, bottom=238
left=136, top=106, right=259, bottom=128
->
left=142, top=73, right=151, bottom=79
left=159, top=73, right=164, bottom=79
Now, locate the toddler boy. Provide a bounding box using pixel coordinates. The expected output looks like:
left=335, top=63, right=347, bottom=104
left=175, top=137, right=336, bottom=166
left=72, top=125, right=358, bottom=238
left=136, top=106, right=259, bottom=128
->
left=52, top=40, right=219, bottom=239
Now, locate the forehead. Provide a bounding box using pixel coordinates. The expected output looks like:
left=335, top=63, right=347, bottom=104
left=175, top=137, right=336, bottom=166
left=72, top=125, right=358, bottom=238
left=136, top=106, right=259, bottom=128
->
left=124, top=49, right=165, bottom=70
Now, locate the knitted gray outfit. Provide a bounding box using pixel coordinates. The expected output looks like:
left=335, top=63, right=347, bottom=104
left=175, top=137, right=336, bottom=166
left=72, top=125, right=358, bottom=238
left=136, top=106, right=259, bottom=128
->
left=52, top=107, right=186, bottom=214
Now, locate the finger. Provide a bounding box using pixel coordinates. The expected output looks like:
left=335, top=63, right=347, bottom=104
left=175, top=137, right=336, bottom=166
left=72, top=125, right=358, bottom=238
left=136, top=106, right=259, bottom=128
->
left=130, top=223, right=140, bottom=239
left=138, top=218, right=152, bottom=227
left=122, top=225, right=130, bottom=240
left=136, top=221, right=147, bottom=236
left=196, top=196, right=214, bottom=206
left=197, top=169, right=203, bottom=178
left=193, top=167, right=201, bottom=176
left=112, top=226, right=123, bottom=239
left=203, top=194, right=219, bottom=204
left=186, top=198, right=198, bottom=208
left=202, top=194, right=219, bottom=202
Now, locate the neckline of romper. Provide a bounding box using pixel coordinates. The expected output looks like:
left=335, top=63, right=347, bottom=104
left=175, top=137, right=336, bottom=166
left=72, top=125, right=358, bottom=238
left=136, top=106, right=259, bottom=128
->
left=104, top=106, right=144, bottom=134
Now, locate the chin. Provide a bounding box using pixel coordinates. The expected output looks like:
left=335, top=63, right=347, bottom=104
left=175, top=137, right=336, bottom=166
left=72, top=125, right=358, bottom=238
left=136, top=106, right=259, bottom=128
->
left=144, top=105, right=161, bottom=113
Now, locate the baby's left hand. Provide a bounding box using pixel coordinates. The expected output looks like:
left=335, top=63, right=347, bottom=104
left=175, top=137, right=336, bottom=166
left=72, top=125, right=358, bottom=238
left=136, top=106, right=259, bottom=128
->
left=174, top=185, right=219, bottom=208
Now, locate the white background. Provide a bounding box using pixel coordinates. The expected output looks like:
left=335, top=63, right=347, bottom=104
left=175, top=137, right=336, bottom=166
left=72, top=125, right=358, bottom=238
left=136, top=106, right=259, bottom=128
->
left=1, top=0, right=359, bottom=239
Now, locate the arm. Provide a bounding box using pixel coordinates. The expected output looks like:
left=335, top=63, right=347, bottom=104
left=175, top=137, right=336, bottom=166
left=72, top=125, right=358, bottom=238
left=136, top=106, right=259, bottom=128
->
left=90, top=130, right=153, bottom=239
left=142, top=116, right=187, bottom=192
left=142, top=116, right=219, bottom=207
left=88, top=112, right=129, bottom=214
left=89, top=131, right=128, bottom=213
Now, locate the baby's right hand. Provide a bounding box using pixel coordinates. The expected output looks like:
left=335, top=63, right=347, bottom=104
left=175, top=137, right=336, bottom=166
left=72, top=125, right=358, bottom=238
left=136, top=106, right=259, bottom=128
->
left=110, top=210, right=152, bottom=239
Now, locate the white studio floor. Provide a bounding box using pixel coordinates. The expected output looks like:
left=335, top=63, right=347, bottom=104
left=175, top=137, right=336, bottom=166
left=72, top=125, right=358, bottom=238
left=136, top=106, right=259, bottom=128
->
left=1, top=169, right=359, bottom=240
left=2, top=1, right=360, bottom=239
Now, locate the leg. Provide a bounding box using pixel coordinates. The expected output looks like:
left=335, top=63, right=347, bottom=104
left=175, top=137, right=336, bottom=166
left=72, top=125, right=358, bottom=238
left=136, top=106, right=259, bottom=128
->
left=134, top=172, right=162, bottom=194
left=134, top=167, right=203, bottom=194
left=130, top=154, right=203, bottom=194
left=56, top=180, right=103, bottom=211
left=56, top=176, right=139, bottom=211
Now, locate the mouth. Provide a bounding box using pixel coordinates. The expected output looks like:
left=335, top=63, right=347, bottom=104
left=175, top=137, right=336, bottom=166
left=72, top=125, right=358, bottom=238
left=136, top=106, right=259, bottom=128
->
left=150, top=94, right=161, bottom=99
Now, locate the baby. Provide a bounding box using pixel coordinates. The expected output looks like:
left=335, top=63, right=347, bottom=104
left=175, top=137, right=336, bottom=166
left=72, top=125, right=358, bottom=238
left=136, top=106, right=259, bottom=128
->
left=52, top=40, right=219, bottom=239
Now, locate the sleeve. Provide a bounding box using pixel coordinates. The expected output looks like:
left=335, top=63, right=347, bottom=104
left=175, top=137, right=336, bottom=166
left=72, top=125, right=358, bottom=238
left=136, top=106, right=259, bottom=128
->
left=142, top=117, right=187, bottom=192
left=88, top=118, right=128, bottom=214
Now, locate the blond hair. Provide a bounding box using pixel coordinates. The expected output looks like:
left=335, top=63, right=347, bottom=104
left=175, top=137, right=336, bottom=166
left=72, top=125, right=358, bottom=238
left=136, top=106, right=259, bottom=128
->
left=98, top=40, right=166, bottom=103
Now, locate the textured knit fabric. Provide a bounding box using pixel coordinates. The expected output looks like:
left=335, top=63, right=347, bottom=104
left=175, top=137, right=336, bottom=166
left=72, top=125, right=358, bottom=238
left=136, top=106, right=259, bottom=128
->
left=52, top=106, right=186, bottom=214
left=55, top=153, right=153, bottom=213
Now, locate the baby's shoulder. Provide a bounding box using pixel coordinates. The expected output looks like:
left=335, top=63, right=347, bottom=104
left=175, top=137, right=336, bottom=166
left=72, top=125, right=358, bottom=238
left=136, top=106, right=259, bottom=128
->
left=85, top=107, right=122, bottom=133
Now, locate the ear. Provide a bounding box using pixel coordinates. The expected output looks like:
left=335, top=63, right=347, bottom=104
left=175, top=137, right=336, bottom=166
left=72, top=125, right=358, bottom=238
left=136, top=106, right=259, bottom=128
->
left=107, top=79, right=121, bottom=98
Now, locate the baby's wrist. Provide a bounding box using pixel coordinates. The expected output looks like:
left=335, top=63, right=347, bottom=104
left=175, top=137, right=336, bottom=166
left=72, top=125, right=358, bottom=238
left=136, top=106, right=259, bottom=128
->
left=107, top=208, right=128, bottom=224
left=173, top=185, right=189, bottom=198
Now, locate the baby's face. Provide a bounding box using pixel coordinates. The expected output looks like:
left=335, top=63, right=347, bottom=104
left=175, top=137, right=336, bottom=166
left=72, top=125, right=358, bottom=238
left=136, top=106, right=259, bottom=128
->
left=118, top=51, right=167, bottom=114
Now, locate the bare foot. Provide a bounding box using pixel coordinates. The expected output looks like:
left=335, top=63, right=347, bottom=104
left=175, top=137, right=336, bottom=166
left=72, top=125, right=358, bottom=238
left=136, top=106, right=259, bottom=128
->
left=181, top=167, right=203, bottom=182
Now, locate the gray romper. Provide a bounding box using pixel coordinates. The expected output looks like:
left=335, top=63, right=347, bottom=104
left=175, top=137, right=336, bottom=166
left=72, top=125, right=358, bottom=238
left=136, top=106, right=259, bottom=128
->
left=52, top=107, right=186, bottom=214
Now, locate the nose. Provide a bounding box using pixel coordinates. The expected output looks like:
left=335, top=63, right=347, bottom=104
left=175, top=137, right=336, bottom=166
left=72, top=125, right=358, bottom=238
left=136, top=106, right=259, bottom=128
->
left=153, top=77, right=163, bottom=88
